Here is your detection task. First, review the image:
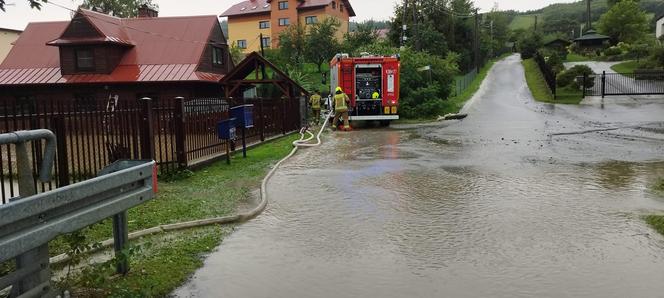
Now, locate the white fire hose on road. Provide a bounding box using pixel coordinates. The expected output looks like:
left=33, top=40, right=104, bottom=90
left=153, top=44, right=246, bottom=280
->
left=50, top=111, right=335, bottom=265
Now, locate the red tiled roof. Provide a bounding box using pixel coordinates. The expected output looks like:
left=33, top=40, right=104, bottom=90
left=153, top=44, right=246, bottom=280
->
left=0, top=9, right=224, bottom=85
left=221, top=0, right=271, bottom=17
left=0, top=65, right=223, bottom=85
left=221, top=0, right=356, bottom=17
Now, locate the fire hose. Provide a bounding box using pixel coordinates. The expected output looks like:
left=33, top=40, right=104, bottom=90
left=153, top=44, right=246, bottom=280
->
left=50, top=111, right=334, bottom=265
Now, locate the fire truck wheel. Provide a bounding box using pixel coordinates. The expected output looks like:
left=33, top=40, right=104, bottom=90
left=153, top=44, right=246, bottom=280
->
left=379, top=120, right=391, bottom=127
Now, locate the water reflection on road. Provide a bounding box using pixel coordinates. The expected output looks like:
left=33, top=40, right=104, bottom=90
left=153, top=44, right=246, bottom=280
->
left=175, top=55, right=664, bottom=297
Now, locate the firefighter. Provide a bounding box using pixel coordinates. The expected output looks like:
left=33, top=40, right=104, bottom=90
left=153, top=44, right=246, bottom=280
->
left=309, top=90, right=322, bottom=125
left=332, top=86, right=351, bottom=131
left=372, top=89, right=380, bottom=100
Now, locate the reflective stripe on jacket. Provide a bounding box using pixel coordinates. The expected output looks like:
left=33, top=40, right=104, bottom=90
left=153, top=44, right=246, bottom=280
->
left=334, top=93, right=349, bottom=112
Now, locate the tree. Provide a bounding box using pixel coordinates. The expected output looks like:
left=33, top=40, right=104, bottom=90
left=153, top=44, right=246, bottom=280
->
left=0, top=0, right=45, bottom=12
left=607, top=0, right=640, bottom=7
left=342, top=21, right=379, bottom=55
left=229, top=42, right=246, bottom=65
left=518, top=31, right=543, bottom=59
left=81, top=0, right=157, bottom=18
left=597, top=0, right=648, bottom=44
left=278, top=23, right=307, bottom=66
left=304, top=17, right=341, bottom=73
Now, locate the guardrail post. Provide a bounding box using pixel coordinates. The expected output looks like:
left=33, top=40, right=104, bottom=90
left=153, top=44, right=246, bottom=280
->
left=52, top=116, right=70, bottom=187
left=112, top=211, right=129, bottom=275
left=601, top=71, right=606, bottom=99
left=139, top=97, right=155, bottom=160
left=12, top=141, right=51, bottom=297
left=174, top=97, right=187, bottom=169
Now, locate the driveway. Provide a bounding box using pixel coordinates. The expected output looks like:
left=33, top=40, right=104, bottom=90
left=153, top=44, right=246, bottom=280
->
left=565, top=61, right=664, bottom=103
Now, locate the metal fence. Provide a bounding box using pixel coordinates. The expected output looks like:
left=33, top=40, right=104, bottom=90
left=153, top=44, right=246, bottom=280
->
left=0, top=96, right=301, bottom=204
left=584, top=71, right=664, bottom=97
left=452, top=69, right=479, bottom=97
left=534, top=52, right=557, bottom=99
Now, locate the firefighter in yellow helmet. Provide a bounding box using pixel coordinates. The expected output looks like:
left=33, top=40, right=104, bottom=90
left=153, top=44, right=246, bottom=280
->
left=332, top=86, right=351, bottom=131
left=309, top=90, right=322, bottom=125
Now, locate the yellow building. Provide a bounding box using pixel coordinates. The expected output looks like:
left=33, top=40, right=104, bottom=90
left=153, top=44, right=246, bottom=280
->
left=0, top=28, right=21, bottom=64
left=221, top=0, right=355, bottom=53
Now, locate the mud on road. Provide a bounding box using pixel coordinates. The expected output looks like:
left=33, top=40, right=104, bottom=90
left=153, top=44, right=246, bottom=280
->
left=174, top=55, right=664, bottom=298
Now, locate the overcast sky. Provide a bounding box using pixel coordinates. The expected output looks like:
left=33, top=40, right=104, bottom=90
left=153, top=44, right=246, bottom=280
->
left=0, top=0, right=579, bottom=31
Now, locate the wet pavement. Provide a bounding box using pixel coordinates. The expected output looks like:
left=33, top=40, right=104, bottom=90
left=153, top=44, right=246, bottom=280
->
left=174, top=55, right=664, bottom=298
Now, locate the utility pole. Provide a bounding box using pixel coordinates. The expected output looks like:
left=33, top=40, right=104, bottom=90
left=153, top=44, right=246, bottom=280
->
left=400, top=0, right=408, bottom=48
left=412, top=0, right=420, bottom=51
left=474, top=9, right=480, bottom=73
left=490, top=20, right=494, bottom=58
left=534, top=15, right=538, bottom=31
left=586, top=0, right=591, bottom=31
left=259, top=33, right=267, bottom=80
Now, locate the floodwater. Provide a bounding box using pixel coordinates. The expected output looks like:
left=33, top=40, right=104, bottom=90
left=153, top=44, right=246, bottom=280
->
left=174, top=55, right=664, bottom=297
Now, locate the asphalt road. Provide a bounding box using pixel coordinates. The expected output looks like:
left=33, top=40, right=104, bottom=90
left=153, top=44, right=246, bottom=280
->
left=174, top=55, right=664, bottom=298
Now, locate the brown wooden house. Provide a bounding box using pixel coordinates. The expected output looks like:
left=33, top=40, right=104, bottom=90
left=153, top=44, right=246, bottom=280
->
left=0, top=8, right=234, bottom=108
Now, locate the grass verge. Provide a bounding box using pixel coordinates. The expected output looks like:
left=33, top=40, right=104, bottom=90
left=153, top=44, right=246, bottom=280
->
left=48, top=134, right=300, bottom=296
left=58, top=226, right=232, bottom=297
left=523, top=58, right=582, bottom=104
left=564, top=53, right=593, bottom=62
left=610, top=60, right=639, bottom=74
left=644, top=179, right=664, bottom=237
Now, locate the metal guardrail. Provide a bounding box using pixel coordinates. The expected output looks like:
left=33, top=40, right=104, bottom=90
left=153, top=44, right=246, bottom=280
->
left=0, top=130, right=156, bottom=297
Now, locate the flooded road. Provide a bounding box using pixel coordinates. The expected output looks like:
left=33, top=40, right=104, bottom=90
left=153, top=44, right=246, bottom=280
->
left=175, top=55, right=664, bottom=297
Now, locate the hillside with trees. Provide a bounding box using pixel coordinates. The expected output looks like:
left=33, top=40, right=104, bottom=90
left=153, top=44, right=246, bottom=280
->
left=511, top=0, right=663, bottom=38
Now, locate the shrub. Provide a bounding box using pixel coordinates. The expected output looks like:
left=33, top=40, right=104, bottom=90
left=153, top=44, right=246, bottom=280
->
left=519, top=32, right=542, bottom=59
left=545, top=52, right=564, bottom=74
left=616, top=42, right=632, bottom=53
left=557, top=65, right=595, bottom=89
left=603, top=46, right=622, bottom=57
left=649, top=46, right=664, bottom=68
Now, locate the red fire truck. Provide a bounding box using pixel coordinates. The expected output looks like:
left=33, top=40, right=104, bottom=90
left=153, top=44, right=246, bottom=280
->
left=329, top=53, right=400, bottom=125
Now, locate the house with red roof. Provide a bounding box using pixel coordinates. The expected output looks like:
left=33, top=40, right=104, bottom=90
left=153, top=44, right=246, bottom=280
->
left=221, top=0, right=355, bottom=53
left=0, top=6, right=233, bottom=108
left=0, top=27, right=21, bottom=63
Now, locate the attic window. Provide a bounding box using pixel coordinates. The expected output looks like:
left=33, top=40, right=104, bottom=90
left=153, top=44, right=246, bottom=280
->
left=212, top=46, right=224, bottom=66
left=75, top=48, right=95, bottom=71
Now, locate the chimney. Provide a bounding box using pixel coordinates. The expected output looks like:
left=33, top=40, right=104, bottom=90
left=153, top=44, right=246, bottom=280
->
left=138, top=4, right=158, bottom=18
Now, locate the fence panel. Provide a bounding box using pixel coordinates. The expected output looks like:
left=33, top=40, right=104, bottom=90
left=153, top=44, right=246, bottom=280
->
left=0, top=95, right=302, bottom=203
left=453, top=69, right=478, bottom=97
left=583, top=71, right=664, bottom=97
left=534, top=52, right=556, bottom=99
left=182, top=98, right=229, bottom=165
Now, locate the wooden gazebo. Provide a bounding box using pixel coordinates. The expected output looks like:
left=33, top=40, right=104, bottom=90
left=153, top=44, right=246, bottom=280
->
left=220, top=52, right=309, bottom=143
left=221, top=52, right=309, bottom=99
